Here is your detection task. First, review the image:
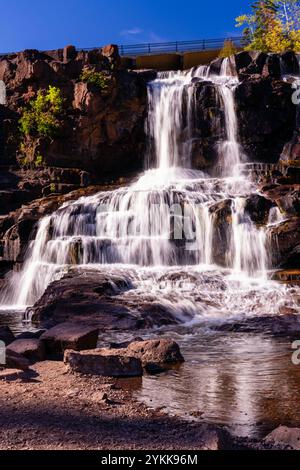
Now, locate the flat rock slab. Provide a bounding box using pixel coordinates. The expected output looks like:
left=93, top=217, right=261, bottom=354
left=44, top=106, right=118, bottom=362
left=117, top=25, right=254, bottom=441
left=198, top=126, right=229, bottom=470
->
left=64, top=348, right=143, bottom=377
left=264, top=425, right=300, bottom=450
left=40, top=322, right=99, bottom=358
left=7, top=339, right=45, bottom=362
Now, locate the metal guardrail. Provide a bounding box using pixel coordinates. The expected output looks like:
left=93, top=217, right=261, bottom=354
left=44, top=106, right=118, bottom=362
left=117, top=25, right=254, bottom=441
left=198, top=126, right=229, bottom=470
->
left=0, top=37, right=244, bottom=58
left=116, top=37, right=244, bottom=56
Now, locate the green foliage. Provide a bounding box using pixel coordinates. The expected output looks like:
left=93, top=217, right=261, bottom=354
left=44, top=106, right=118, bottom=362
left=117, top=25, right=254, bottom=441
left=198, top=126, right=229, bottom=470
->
left=18, top=86, right=63, bottom=168
left=80, top=69, right=110, bottom=91
left=19, top=85, right=63, bottom=139
left=35, top=154, right=44, bottom=167
left=50, top=183, right=56, bottom=192
left=236, top=0, right=300, bottom=52
left=218, top=39, right=238, bottom=58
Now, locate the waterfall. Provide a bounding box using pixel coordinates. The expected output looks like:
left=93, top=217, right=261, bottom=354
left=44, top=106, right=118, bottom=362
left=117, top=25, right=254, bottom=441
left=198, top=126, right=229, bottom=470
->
left=1, top=58, right=271, bottom=311
left=217, top=79, right=245, bottom=177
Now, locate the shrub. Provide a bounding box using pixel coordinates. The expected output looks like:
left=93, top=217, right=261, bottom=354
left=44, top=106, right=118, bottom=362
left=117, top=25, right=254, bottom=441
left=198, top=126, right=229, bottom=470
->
left=20, top=85, right=63, bottom=139
left=80, top=69, right=110, bottom=91
left=19, top=86, right=64, bottom=167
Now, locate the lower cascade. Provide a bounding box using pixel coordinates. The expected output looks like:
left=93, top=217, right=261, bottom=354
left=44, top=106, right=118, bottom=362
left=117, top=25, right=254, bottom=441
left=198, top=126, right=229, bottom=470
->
left=1, top=60, right=299, bottom=321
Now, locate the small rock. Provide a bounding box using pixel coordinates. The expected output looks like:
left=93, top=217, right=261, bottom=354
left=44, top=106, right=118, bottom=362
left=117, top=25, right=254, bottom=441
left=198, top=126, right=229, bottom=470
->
left=264, top=425, right=300, bottom=450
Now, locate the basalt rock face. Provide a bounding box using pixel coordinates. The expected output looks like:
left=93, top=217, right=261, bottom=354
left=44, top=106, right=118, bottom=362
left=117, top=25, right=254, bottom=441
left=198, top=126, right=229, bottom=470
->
left=190, top=79, right=223, bottom=170
left=235, top=77, right=295, bottom=163
left=0, top=44, right=148, bottom=179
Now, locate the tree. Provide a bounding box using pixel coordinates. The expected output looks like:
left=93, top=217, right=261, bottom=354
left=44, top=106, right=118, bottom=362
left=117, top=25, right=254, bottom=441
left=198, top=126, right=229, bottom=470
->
left=218, top=39, right=238, bottom=58
left=236, top=0, right=300, bottom=52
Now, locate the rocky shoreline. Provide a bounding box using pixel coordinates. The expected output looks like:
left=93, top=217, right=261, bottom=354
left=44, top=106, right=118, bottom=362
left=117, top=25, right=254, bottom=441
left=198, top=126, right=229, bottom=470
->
left=0, top=359, right=298, bottom=450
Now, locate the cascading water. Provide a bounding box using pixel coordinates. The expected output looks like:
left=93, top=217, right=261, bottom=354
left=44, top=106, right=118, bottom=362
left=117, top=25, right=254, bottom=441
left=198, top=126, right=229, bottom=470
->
left=1, top=58, right=298, bottom=322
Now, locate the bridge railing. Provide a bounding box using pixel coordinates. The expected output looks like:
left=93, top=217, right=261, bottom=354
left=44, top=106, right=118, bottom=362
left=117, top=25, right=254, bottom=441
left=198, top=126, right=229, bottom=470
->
left=117, top=37, right=244, bottom=56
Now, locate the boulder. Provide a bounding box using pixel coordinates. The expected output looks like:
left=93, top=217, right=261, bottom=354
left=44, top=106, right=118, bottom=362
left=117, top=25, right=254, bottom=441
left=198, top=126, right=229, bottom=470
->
left=64, top=348, right=143, bottom=377
left=0, top=326, right=15, bottom=345
left=27, top=270, right=179, bottom=330
left=264, top=425, right=300, bottom=450
left=40, top=322, right=99, bottom=358
left=5, top=349, right=30, bottom=370
left=7, top=338, right=45, bottom=361
left=126, top=338, right=184, bottom=366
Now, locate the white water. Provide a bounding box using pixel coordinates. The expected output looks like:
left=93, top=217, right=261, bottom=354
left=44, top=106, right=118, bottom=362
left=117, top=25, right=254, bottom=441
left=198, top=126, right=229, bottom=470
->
left=1, top=59, right=298, bottom=321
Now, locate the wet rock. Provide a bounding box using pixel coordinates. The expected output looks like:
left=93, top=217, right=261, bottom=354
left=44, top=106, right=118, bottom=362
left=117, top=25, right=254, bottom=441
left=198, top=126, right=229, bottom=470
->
left=281, top=129, right=300, bottom=167
left=28, top=270, right=180, bottom=330
left=144, top=363, right=167, bottom=374
left=235, top=78, right=295, bottom=163
left=262, top=54, right=281, bottom=79
left=0, top=326, right=15, bottom=345
left=234, top=51, right=267, bottom=76
left=7, top=338, right=45, bottom=362
left=216, top=314, right=300, bottom=337
left=210, top=199, right=232, bottom=266
left=126, top=338, right=184, bottom=366
left=40, top=322, right=99, bottom=358
left=264, top=425, right=300, bottom=450
left=191, top=80, right=223, bottom=170
left=268, top=217, right=300, bottom=268
left=281, top=51, right=299, bottom=75
left=261, top=183, right=300, bottom=215
left=64, top=348, right=143, bottom=377
left=244, top=194, right=273, bottom=224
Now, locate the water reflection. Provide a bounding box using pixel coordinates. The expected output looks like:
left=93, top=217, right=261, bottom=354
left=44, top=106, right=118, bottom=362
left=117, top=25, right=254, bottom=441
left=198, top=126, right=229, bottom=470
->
left=134, top=329, right=300, bottom=438
left=0, top=308, right=36, bottom=334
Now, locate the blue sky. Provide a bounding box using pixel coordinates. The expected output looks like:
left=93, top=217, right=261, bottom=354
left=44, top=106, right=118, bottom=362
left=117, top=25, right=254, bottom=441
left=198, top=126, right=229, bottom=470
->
left=0, top=0, right=250, bottom=53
